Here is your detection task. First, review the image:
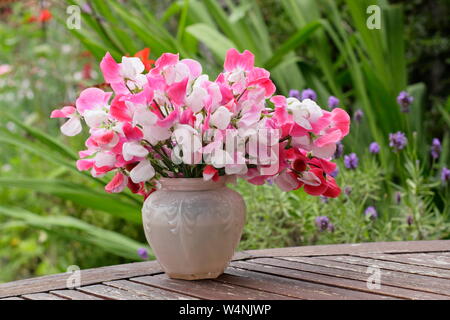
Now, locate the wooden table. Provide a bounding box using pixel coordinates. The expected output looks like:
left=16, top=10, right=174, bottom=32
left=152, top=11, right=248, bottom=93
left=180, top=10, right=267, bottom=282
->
left=1, top=240, right=450, bottom=300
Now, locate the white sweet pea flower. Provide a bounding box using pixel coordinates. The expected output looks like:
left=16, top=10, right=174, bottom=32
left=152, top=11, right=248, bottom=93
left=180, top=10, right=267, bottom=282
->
left=143, top=125, right=172, bottom=145
left=186, top=86, right=208, bottom=113
left=83, top=109, right=109, bottom=128
left=173, top=124, right=202, bottom=154
left=60, top=116, right=82, bottom=136
left=126, top=102, right=157, bottom=127
left=287, top=98, right=323, bottom=130
left=122, top=141, right=149, bottom=161
left=210, top=106, right=232, bottom=130
left=94, top=152, right=116, bottom=168
left=120, top=57, right=145, bottom=80
left=130, top=159, right=155, bottom=183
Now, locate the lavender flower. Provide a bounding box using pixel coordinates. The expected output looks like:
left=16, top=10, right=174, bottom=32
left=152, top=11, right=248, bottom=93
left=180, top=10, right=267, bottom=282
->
left=328, top=223, right=335, bottom=232
left=137, top=248, right=149, bottom=260
left=397, top=91, right=414, bottom=113
left=395, top=191, right=402, bottom=204
left=441, top=167, right=450, bottom=184
left=344, top=186, right=352, bottom=196
left=328, top=96, right=340, bottom=109
left=407, top=215, right=414, bottom=226
left=320, top=196, right=329, bottom=203
left=289, top=89, right=301, bottom=100
left=353, top=109, right=364, bottom=122
left=315, top=216, right=330, bottom=232
left=364, top=206, right=378, bottom=220
left=389, top=131, right=408, bottom=151
left=344, top=153, right=359, bottom=170
left=430, top=138, right=441, bottom=160
left=301, top=88, right=317, bottom=101
left=369, top=142, right=380, bottom=154
left=334, top=141, right=344, bottom=159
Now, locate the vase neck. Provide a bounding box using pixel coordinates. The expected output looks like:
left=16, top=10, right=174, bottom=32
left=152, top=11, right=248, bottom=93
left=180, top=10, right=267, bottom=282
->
left=158, top=177, right=229, bottom=191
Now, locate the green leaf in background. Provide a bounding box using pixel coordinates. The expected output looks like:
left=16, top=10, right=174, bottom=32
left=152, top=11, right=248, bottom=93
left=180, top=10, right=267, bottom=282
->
left=0, top=207, right=151, bottom=260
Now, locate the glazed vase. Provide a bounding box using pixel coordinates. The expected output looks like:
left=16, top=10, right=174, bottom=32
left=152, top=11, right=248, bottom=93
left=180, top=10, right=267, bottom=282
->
left=142, top=177, right=246, bottom=280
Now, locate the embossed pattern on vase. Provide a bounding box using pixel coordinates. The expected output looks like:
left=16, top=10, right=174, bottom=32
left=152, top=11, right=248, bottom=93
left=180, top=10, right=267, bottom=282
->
left=142, top=178, right=246, bottom=280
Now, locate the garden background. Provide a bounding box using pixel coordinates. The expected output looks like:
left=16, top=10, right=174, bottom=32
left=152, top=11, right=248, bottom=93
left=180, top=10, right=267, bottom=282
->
left=0, top=0, right=449, bottom=282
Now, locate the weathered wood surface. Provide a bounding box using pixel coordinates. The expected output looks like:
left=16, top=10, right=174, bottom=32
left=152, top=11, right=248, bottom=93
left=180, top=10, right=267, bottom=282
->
left=0, top=240, right=449, bottom=300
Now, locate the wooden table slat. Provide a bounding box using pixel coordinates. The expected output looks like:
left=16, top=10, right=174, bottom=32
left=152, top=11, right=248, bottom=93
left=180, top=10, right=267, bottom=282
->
left=50, top=290, right=102, bottom=300
left=221, top=267, right=391, bottom=300
left=131, top=274, right=295, bottom=300
left=279, top=256, right=450, bottom=299
left=104, top=280, right=197, bottom=300
left=326, top=255, right=450, bottom=279
left=21, top=293, right=67, bottom=300
left=354, top=253, right=450, bottom=270
left=231, top=260, right=398, bottom=300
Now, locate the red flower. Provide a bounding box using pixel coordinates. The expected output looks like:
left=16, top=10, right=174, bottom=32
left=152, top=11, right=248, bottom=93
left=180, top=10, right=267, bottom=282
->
left=38, top=9, right=52, bottom=22
left=134, top=48, right=155, bottom=72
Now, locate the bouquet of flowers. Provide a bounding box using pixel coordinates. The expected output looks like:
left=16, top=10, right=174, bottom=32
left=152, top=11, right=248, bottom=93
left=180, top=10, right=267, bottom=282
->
left=51, top=48, right=350, bottom=199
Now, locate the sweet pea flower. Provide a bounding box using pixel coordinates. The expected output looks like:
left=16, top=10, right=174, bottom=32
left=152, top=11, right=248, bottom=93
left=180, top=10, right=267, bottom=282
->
left=315, top=216, right=330, bottom=232
left=289, top=89, right=301, bottom=100
left=51, top=48, right=350, bottom=198
left=364, top=206, right=378, bottom=220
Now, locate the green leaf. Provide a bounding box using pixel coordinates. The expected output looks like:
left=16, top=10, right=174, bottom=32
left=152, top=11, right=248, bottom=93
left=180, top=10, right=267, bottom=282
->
left=186, top=23, right=237, bottom=60
left=263, top=21, right=321, bottom=70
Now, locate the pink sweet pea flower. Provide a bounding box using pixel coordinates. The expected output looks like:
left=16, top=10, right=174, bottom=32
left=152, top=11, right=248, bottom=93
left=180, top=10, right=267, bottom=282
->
left=203, top=165, right=219, bottom=181
left=105, top=172, right=128, bottom=193
left=50, top=106, right=82, bottom=136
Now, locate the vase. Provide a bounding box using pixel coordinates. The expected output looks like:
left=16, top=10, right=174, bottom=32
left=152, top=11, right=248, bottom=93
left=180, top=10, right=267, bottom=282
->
left=142, top=176, right=246, bottom=280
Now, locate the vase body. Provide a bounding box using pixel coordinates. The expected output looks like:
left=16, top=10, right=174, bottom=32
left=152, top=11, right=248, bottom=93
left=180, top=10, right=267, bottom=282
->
left=142, top=177, right=246, bottom=280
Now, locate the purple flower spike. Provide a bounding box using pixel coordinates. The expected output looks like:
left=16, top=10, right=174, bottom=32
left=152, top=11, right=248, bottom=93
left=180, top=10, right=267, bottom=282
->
left=364, top=206, right=378, bottom=220
left=389, top=131, right=408, bottom=151
left=397, top=91, right=414, bottom=113
left=137, top=248, right=149, bottom=260
left=315, top=216, right=330, bottom=232
left=441, top=167, right=450, bottom=184
left=431, top=138, right=441, bottom=160
left=328, top=96, right=339, bottom=109
left=344, top=153, right=359, bottom=170
left=334, top=141, right=344, bottom=159
left=301, top=88, right=317, bottom=101
left=328, top=223, right=335, bottom=232
left=369, top=142, right=380, bottom=154
left=344, top=186, right=352, bottom=196
left=289, top=89, right=301, bottom=100
left=353, top=109, right=364, bottom=122
left=395, top=191, right=402, bottom=204
left=407, top=215, right=414, bottom=226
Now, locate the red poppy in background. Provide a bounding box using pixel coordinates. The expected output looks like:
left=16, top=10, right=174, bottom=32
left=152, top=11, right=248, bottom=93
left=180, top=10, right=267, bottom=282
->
left=134, top=48, right=155, bottom=72
left=27, top=9, right=52, bottom=23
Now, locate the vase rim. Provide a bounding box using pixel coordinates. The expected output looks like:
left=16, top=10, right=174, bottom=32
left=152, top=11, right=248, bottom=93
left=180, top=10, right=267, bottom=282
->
left=158, top=176, right=232, bottom=191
